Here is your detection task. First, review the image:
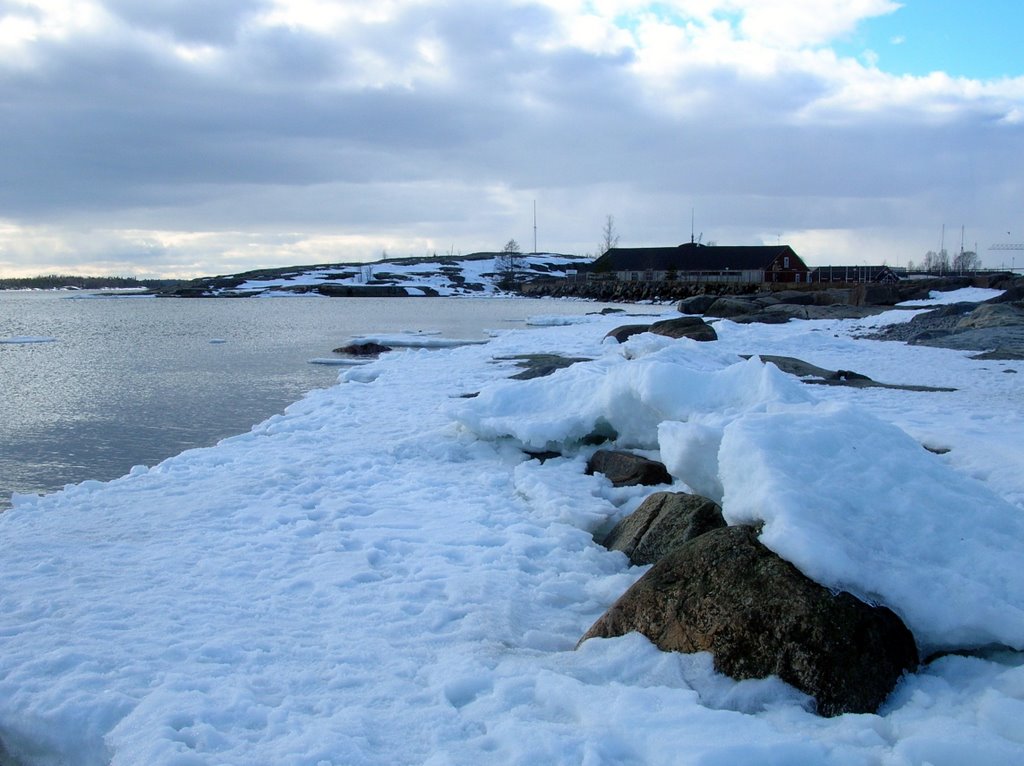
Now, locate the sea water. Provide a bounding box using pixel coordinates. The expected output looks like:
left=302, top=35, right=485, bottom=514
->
left=0, top=292, right=620, bottom=507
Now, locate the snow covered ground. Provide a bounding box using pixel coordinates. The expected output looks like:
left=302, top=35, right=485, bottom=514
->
left=2, top=289, right=1023, bottom=765
left=223, top=253, right=587, bottom=297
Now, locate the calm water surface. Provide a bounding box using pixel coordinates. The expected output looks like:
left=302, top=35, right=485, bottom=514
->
left=1, top=292, right=625, bottom=507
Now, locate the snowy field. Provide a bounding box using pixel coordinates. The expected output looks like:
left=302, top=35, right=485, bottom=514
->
left=1, top=289, right=1023, bottom=765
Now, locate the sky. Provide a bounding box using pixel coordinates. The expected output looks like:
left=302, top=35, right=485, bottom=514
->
left=0, top=0, right=1022, bottom=278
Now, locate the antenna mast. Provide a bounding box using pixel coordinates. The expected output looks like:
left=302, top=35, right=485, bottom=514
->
left=533, top=200, right=538, bottom=254
left=690, top=208, right=695, bottom=244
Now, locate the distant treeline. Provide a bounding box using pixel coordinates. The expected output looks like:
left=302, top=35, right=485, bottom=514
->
left=0, top=274, right=184, bottom=291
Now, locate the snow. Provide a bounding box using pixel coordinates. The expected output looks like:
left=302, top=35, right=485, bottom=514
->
left=899, top=287, right=1005, bottom=305
left=224, top=254, right=589, bottom=297
left=1, top=288, right=1023, bottom=765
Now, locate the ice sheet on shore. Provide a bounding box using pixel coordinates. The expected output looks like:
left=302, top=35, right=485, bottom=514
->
left=348, top=332, right=490, bottom=348
left=1, top=289, right=1022, bottom=765
left=0, top=335, right=57, bottom=344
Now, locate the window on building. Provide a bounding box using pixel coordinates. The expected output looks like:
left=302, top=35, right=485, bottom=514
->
left=783, top=256, right=790, bottom=268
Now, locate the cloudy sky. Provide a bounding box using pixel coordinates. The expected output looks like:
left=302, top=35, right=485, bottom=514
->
left=1, top=0, right=1022, bottom=278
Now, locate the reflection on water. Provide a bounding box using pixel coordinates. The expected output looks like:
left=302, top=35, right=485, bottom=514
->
left=0, top=293, right=623, bottom=507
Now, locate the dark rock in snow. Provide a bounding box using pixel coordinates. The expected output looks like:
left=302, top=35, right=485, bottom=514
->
left=333, top=341, right=393, bottom=356
left=649, top=317, right=718, bottom=342
left=676, top=294, right=720, bottom=315
left=602, top=492, right=726, bottom=566
left=746, top=355, right=956, bottom=392
left=496, top=354, right=590, bottom=380
left=605, top=325, right=653, bottom=343
left=585, top=450, right=672, bottom=487
left=580, top=526, right=919, bottom=716
left=704, top=297, right=761, bottom=319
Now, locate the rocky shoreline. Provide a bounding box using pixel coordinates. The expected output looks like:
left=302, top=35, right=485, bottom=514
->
left=501, top=278, right=1024, bottom=717
left=667, top=274, right=1024, bottom=360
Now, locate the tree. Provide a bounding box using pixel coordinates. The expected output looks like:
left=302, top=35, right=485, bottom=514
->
left=598, top=214, right=619, bottom=257
left=952, top=249, right=981, bottom=273
left=496, top=238, right=522, bottom=289
left=922, top=249, right=950, bottom=273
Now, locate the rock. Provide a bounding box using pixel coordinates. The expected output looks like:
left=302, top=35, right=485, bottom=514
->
left=333, top=341, right=393, bottom=356
left=729, top=311, right=793, bottom=325
left=579, top=526, right=919, bottom=716
left=601, top=492, right=726, bottom=565
left=850, top=284, right=902, bottom=306
left=812, top=289, right=852, bottom=306
left=649, top=317, right=718, bottom=342
left=772, top=290, right=817, bottom=306
left=605, top=324, right=651, bottom=343
left=586, top=450, right=672, bottom=487
left=676, top=294, right=719, bottom=315
left=956, top=302, right=1024, bottom=330
left=971, top=348, right=1024, bottom=361
left=746, top=355, right=956, bottom=392
left=704, top=297, right=760, bottom=318
left=730, top=304, right=888, bottom=324
left=497, top=354, right=590, bottom=380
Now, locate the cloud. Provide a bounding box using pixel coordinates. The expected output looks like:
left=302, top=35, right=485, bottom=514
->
left=0, top=0, right=1021, bottom=276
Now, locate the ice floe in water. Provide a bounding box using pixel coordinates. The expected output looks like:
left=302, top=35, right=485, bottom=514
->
left=0, top=336, right=57, bottom=344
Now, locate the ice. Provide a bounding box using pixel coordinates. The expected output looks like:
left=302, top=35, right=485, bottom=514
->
left=306, top=357, right=372, bottom=366
left=348, top=332, right=490, bottom=349
left=1, top=300, right=1023, bottom=764
left=0, top=336, right=57, bottom=344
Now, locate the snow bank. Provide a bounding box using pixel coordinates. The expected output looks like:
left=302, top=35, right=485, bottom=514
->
left=717, top=403, right=1024, bottom=653
left=455, top=335, right=810, bottom=452
left=456, top=334, right=1024, bottom=654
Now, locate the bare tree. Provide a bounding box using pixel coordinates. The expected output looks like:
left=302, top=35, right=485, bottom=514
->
left=495, top=238, right=522, bottom=289
left=952, top=249, right=981, bottom=273
left=922, top=249, right=951, bottom=273
left=598, top=214, right=619, bottom=257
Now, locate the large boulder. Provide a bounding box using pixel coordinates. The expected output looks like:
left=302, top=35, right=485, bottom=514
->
left=772, top=290, right=817, bottom=306
left=676, top=294, right=719, bottom=315
left=605, top=324, right=651, bottom=343
left=704, top=297, right=760, bottom=318
left=333, top=341, right=393, bottom=356
left=580, top=526, right=919, bottom=716
left=649, top=317, right=718, bottom=342
left=585, top=450, right=672, bottom=487
left=602, top=492, right=726, bottom=565
left=850, top=284, right=902, bottom=307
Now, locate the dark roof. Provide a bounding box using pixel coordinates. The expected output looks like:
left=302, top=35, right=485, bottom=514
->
left=592, top=243, right=802, bottom=272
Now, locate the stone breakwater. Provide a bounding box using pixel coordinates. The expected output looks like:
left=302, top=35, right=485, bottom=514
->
left=521, top=273, right=1017, bottom=306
